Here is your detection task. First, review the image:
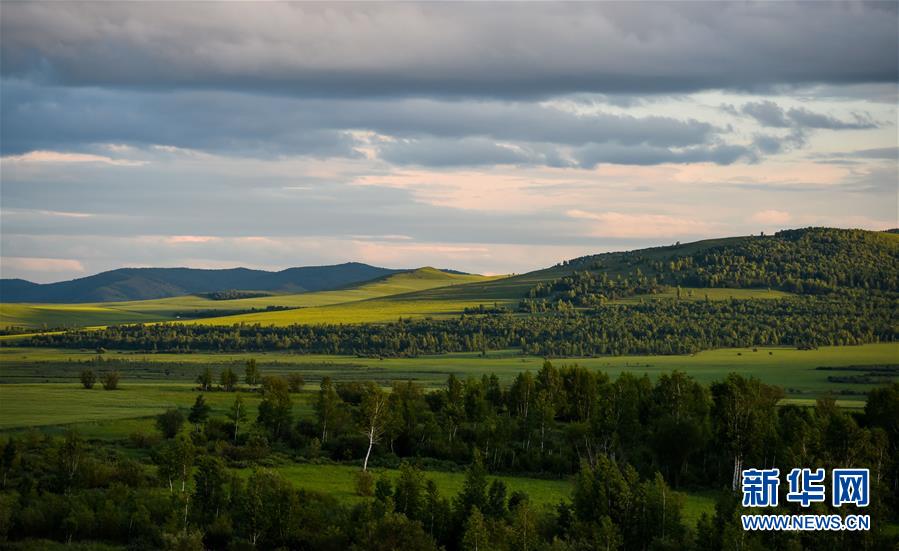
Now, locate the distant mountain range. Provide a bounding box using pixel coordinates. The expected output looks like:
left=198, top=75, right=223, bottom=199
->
left=0, top=263, right=406, bottom=303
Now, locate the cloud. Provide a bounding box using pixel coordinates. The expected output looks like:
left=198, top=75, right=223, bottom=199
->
left=1, top=256, right=85, bottom=276
left=379, top=138, right=540, bottom=168
left=0, top=3, right=895, bottom=280
left=785, top=107, right=876, bottom=130
left=847, top=147, right=899, bottom=160
left=741, top=101, right=876, bottom=130
left=165, top=235, right=219, bottom=244
left=2, top=150, right=146, bottom=166
left=2, top=3, right=896, bottom=97
left=742, top=101, right=792, bottom=128
left=574, top=142, right=754, bottom=168
left=567, top=210, right=714, bottom=238
left=750, top=210, right=792, bottom=225
left=0, top=82, right=723, bottom=160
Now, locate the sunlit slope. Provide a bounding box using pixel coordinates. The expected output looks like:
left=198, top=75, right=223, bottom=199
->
left=0, top=303, right=162, bottom=329
left=183, top=268, right=509, bottom=326
left=1, top=268, right=495, bottom=329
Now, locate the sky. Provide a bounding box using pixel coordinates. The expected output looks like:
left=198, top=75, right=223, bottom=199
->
left=1, top=2, right=897, bottom=283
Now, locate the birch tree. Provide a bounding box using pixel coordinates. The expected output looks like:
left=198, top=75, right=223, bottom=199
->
left=360, top=383, right=388, bottom=471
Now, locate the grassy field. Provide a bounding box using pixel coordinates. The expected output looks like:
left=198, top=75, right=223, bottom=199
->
left=611, top=286, right=791, bottom=303
left=0, top=382, right=316, bottom=432
left=1, top=260, right=790, bottom=330
left=0, top=268, right=498, bottom=329
left=1, top=342, right=889, bottom=535
left=239, top=462, right=573, bottom=509
left=1, top=343, right=894, bottom=430
left=255, top=462, right=717, bottom=525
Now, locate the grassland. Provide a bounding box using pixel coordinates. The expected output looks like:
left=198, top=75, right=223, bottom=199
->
left=2, top=341, right=889, bottom=534
left=0, top=268, right=498, bottom=329
left=1, top=260, right=792, bottom=331
left=237, top=462, right=572, bottom=508
left=1, top=343, right=894, bottom=430
left=236, top=462, right=717, bottom=525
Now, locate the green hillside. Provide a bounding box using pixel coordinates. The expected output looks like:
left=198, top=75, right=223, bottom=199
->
left=0, top=268, right=497, bottom=329
left=0, top=262, right=401, bottom=303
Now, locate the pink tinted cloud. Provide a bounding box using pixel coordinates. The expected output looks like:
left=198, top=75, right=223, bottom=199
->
left=165, top=235, right=219, bottom=244
left=567, top=210, right=714, bottom=238
left=1, top=256, right=86, bottom=274
left=3, top=150, right=146, bottom=166
left=750, top=209, right=791, bottom=224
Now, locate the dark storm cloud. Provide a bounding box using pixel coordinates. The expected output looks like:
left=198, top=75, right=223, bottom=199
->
left=0, top=80, right=722, bottom=160
left=1, top=2, right=896, bottom=98
left=785, top=107, right=876, bottom=130
left=849, top=147, right=899, bottom=160
left=741, top=101, right=792, bottom=128
left=573, top=142, right=755, bottom=169
left=740, top=101, right=877, bottom=131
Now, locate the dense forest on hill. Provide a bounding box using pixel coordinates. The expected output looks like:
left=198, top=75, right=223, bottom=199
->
left=2, top=368, right=897, bottom=549
left=14, top=290, right=896, bottom=356
left=530, top=228, right=899, bottom=306
left=12, top=229, right=898, bottom=357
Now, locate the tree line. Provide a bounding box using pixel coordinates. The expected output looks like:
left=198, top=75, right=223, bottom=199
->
left=2, top=367, right=896, bottom=549
left=11, top=290, right=895, bottom=357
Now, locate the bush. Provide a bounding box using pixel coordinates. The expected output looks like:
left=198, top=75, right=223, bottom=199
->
left=286, top=373, right=305, bottom=393
left=79, top=369, right=96, bottom=389
left=101, top=370, right=120, bottom=390
left=355, top=469, right=374, bottom=497
left=129, top=431, right=161, bottom=449
left=155, top=409, right=185, bottom=439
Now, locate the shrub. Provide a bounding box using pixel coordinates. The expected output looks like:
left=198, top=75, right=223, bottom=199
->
left=355, top=469, right=374, bottom=497
left=286, top=373, right=305, bottom=393
left=155, top=409, right=185, bottom=439
left=79, top=369, right=96, bottom=389
left=101, top=370, right=120, bottom=390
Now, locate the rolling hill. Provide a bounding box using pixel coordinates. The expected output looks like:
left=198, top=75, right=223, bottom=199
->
left=2, top=227, right=896, bottom=330
left=0, top=262, right=401, bottom=303
left=0, top=267, right=498, bottom=329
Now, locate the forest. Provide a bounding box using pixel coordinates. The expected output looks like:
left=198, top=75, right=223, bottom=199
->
left=10, top=229, right=896, bottom=357
left=12, top=290, right=895, bottom=357
left=1, top=365, right=897, bottom=550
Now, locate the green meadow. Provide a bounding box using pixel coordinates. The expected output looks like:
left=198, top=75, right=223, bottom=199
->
left=0, top=268, right=499, bottom=329
left=1, top=343, right=894, bottom=431
left=0, top=262, right=789, bottom=331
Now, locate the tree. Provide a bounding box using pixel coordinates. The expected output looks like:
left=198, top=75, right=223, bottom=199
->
left=511, top=500, right=538, bottom=551
left=58, top=429, right=84, bottom=491
left=101, top=370, right=120, bottom=390
left=366, top=511, right=439, bottom=551
left=509, top=371, right=535, bottom=420
left=1, top=439, right=18, bottom=489
left=220, top=367, right=238, bottom=392
left=228, top=394, right=248, bottom=443
left=315, top=376, right=341, bottom=443
left=193, top=455, right=228, bottom=524
left=156, top=408, right=185, bottom=439
left=455, top=451, right=488, bottom=518
left=188, top=395, right=211, bottom=433
left=710, top=374, right=782, bottom=490
left=360, top=382, right=388, bottom=471
left=443, top=374, right=465, bottom=443
left=484, top=479, right=507, bottom=519
left=257, top=376, right=292, bottom=439
left=461, top=506, right=491, bottom=551
left=155, top=435, right=196, bottom=494
left=196, top=367, right=214, bottom=391
left=286, top=373, right=305, bottom=393
left=394, top=462, right=424, bottom=518
left=79, top=369, right=96, bottom=389
left=244, top=359, right=261, bottom=388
